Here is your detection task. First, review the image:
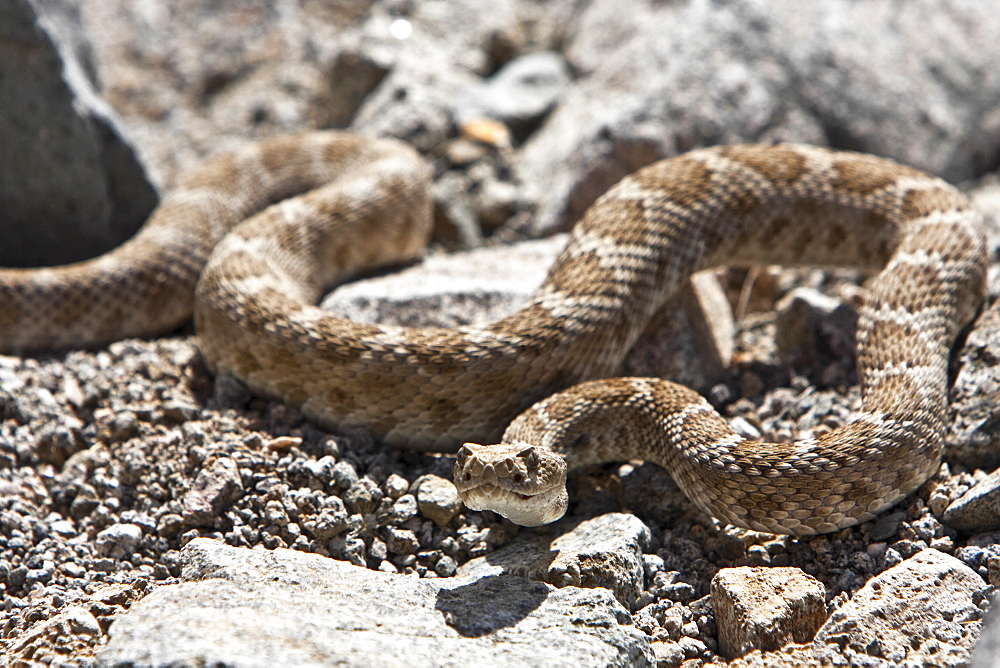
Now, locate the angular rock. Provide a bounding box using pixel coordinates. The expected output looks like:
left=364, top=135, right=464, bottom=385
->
left=649, top=640, right=686, bottom=665
left=324, top=47, right=393, bottom=128
left=0, top=0, right=157, bottom=267
left=947, top=290, right=1000, bottom=471
left=683, top=271, right=736, bottom=379
left=412, top=474, right=462, bottom=527
left=98, top=538, right=653, bottom=667
left=943, top=467, right=1000, bottom=533
left=815, top=548, right=990, bottom=666
left=180, top=456, right=244, bottom=526
left=773, top=286, right=855, bottom=365
left=459, top=513, right=651, bottom=609
left=711, top=566, right=826, bottom=659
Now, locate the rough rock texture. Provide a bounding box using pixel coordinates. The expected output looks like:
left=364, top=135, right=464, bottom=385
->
left=98, top=538, right=654, bottom=667
left=946, top=262, right=1000, bottom=472
left=459, top=513, right=651, bottom=610
left=711, top=566, right=826, bottom=659
left=0, top=0, right=157, bottom=267
left=517, top=0, right=1000, bottom=235
left=4, top=605, right=102, bottom=663
left=815, top=549, right=991, bottom=666
left=412, top=474, right=463, bottom=527
left=943, top=467, right=1000, bottom=534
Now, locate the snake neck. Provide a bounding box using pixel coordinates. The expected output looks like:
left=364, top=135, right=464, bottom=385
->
left=500, top=376, right=710, bottom=471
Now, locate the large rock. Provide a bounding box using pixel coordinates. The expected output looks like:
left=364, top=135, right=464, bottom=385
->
left=322, top=234, right=732, bottom=392
left=518, top=0, right=1000, bottom=234
left=459, top=513, right=652, bottom=610
left=815, top=549, right=990, bottom=666
left=0, top=0, right=157, bottom=267
left=98, top=538, right=654, bottom=667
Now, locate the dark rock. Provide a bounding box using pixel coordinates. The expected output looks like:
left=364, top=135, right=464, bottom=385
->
left=0, top=0, right=157, bottom=267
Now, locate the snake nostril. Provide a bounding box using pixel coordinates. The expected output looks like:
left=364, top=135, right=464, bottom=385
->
left=513, top=473, right=524, bottom=484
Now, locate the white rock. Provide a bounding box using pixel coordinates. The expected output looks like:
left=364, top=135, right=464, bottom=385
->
left=459, top=513, right=651, bottom=609
left=815, top=548, right=989, bottom=666
left=98, top=538, right=653, bottom=667
left=95, top=523, right=143, bottom=559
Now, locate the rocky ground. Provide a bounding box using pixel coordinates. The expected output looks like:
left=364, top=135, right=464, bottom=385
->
left=3, top=0, right=1000, bottom=666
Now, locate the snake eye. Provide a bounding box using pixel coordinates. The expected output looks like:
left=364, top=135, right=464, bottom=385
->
left=517, top=446, right=539, bottom=467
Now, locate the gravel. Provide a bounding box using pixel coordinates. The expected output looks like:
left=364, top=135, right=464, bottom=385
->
left=2, top=263, right=995, bottom=664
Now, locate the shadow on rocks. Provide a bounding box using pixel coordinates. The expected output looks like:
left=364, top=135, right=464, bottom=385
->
left=435, top=574, right=549, bottom=637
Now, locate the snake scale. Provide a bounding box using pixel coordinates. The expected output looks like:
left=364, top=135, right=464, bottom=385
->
left=0, top=131, right=987, bottom=535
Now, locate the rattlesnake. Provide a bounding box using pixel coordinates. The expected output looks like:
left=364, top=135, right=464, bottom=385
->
left=0, top=132, right=987, bottom=535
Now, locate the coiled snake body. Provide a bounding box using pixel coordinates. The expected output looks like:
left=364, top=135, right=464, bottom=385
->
left=0, top=132, right=987, bottom=535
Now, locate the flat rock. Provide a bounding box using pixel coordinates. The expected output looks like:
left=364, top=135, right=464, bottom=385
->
left=322, top=235, right=732, bottom=393
left=98, top=537, right=653, bottom=667
left=458, top=513, right=651, bottom=610
left=711, top=566, right=826, bottom=659
left=0, top=0, right=157, bottom=267
left=321, top=235, right=564, bottom=328
left=814, top=548, right=990, bottom=666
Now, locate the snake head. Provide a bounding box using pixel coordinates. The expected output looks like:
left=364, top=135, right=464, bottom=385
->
left=453, top=442, right=568, bottom=527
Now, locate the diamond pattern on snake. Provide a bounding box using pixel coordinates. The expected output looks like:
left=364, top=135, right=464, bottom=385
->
left=1, top=131, right=986, bottom=535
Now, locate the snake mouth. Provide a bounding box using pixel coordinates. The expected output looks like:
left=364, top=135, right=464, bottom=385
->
left=457, top=483, right=568, bottom=527
left=457, top=481, right=534, bottom=499
left=460, top=482, right=531, bottom=499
